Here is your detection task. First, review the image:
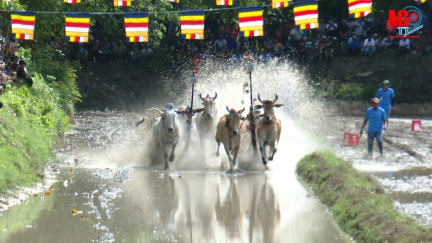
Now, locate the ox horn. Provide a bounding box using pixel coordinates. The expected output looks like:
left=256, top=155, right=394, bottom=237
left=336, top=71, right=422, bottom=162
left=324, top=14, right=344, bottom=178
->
left=226, top=106, right=230, bottom=113
left=199, top=93, right=204, bottom=101
left=258, top=94, right=263, bottom=104
left=146, top=108, right=163, bottom=115
left=213, top=92, right=217, bottom=101
left=274, top=94, right=278, bottom=104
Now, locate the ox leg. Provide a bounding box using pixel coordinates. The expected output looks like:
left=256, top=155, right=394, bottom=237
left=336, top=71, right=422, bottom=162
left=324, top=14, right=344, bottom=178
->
left=268, top=142, right=276, bottom=161
left=215, top=139, right=221, bottom=157
left=169, top=143, right=177, bottom=162
left=232, top=148, right=242, bottom=174
left=259, top=140, right=267, bottom=167
left=223, top=144, right=234, bottom=173
left=161, top=144, right=169, bottom=170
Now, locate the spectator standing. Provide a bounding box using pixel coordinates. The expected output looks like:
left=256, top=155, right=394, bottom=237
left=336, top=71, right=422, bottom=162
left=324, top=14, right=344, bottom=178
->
left=129, top=45, right=141, bottom=66
left=376, top=80, right=395, bottom=123
left=360, top=97, right=387, bottom=158
left=113, top=40, right=126, bottom=62
left=337, top=19, right=349, bottom=41
left=229, top=23, right=239, bottom=41
left=352, top=18, right=364, bottom=40
left=141, top=44, right=154, bottom=61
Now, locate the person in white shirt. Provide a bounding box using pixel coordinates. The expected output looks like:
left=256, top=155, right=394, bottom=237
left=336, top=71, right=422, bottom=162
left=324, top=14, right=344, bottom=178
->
left=214, top=35, right=227, bottom=50
left=398, top=38, right=410, bottom=55
left=362, top=36, right=376, bottom=55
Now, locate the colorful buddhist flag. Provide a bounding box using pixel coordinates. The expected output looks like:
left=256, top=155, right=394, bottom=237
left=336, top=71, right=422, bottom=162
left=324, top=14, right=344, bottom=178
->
left=113, top=0, right=133, bottom=6
left=11, top=11, right=35, bottom=40
left=65, top=13, right=90, bottom=43
left=180, top=11, right=205, bottom=40
left=63, top=0, right=83, bottom=3
left=415, top=0, right=426, bottom=4
left=167, top=0, right=179, bottom=3
left=348, top=0, right=372, bottom=18
left=238, top=7, right=264, bottom=37
left=124, top=12, right=149, bottom=43
left=272, top=0, right=289, bottom=9
left=293, top=0, right=319, bottom=30
left=2, top=0, right=13, bottom=2
left=216, top=0, right=233, bottom=6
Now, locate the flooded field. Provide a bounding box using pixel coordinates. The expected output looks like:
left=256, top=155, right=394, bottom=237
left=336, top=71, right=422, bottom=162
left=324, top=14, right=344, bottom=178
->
left=327, top=117, right=432, bottom=227
left=0, top=112, right=350, bottom=243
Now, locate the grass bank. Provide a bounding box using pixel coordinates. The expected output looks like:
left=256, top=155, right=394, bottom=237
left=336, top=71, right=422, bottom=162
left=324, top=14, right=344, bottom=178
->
left=0, top=47, right=80, bottom=193
left=296, top=151, right=432, bottom=243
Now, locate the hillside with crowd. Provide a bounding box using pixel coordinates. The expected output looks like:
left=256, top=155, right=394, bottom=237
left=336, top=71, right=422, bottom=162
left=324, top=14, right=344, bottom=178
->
left=1, top=8, right=432, bottom=106
left=61, top=9, right=432, bottom=70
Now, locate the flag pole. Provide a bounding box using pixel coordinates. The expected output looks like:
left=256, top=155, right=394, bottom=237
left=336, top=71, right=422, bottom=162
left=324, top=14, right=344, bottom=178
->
left=245, top=56, right=257, bottom=153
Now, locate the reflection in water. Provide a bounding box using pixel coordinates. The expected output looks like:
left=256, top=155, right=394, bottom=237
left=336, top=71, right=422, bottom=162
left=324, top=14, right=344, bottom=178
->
left=2, top=169, right=348, bottom=243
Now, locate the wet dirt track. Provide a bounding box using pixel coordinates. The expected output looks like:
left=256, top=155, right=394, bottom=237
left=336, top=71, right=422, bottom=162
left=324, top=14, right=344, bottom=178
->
left=327, top=116, right=432, bottom=227
left=0, top=112, right=350, bottom=243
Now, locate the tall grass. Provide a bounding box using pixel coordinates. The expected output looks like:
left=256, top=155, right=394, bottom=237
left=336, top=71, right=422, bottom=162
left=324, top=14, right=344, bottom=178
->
left=0, top=47, right=79, bottom=192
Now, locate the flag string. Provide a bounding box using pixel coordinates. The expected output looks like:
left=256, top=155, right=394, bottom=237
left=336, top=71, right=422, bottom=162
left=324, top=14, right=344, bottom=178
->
left=0, top=0, right=324, bottom=15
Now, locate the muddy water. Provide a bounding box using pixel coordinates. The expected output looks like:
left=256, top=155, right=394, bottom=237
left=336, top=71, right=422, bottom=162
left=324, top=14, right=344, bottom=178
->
left=0, top=168, right=347, bottom=243
left=327, top=117, right=432, bottom=227
left=0, top=110, right=350, bottom=243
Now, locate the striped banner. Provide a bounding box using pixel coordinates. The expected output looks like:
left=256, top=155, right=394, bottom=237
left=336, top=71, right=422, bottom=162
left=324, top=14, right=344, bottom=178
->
left=348, top=0, right=372, bottom=18
left=272, top=0, right=289, bottom=9
left=65, top=13, right=90, bottom=43
left=293, top=0, right=319, bottom=30
left=415, top=0, right=426, bottom=4
left=167, top=0, right=179, bottom=3
left=238, top=7, right=263, bottom=37
left=216, top=0, right=233, bottom=6
left=63, top=0, right=83, bottom=3
left=2, top=0, right=13, bottom=2
left=113, top=0, right=133, bottom=6
left=180, top=10, right=205, bottom=40
left=11, top=11, right=35, bottom=40
left=124, top=12, right=149, bottom=43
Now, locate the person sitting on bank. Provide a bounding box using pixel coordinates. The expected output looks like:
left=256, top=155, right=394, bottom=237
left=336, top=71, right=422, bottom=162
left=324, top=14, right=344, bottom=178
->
left=360, top=97, right=388, bottom=159
left=17, top=61, right=33, bottom=87
left=0, top=66, right=14, bottom=94
left=376, top=80, right=395, bottom=124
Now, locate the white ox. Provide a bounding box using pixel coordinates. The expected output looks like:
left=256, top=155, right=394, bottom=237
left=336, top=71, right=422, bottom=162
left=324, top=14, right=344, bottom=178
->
left=147, top=103, right=181, bottom=170
left=195, top=93, right=218, bottom=151
left=215, top=106, right=245, bottom=173
left=254, top=94, right=283, bottom=170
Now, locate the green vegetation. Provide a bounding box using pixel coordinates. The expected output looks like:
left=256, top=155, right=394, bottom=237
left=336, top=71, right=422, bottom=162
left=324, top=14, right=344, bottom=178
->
left=0, top=47, right=80, bottom=192
left=296, top=151, right=432, bottom=243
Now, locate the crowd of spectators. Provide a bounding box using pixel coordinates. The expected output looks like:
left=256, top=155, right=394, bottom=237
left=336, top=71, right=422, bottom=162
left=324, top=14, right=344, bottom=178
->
left=0, top=41, right=33, bottom=105
left=2, top=9, right=432, bottom=102
left=158, top=10, right=432, bottom=67
left=45, top=9, right=432, bottom=73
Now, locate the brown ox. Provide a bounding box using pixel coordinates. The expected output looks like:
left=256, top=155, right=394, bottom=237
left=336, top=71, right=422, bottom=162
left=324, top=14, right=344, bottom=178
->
left=215, top=106, right=245, bottom=173
left=254, top=94, right=283, bottom=169
left=195, top=93, right=217, bottom=151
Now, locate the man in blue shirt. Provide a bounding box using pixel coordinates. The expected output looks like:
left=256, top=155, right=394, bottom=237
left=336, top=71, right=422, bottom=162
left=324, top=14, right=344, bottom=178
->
left=376, top=80, right=395, bottom=122
left=360, top=98, right=388, bottom=158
